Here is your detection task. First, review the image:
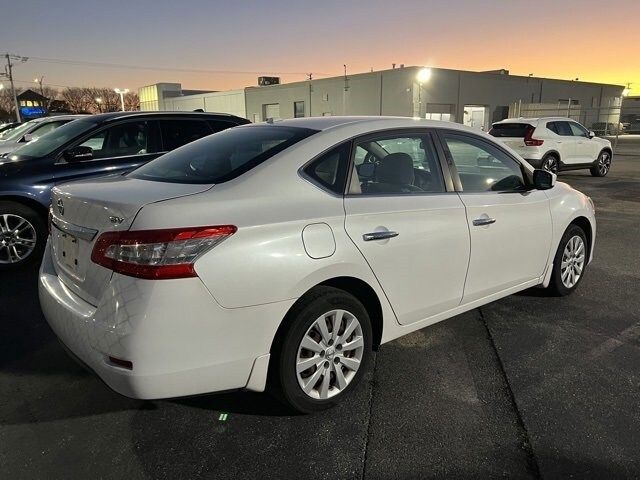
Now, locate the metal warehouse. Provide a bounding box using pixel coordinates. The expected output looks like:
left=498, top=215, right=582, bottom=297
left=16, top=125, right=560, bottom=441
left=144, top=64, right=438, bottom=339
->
left=140, top=66, right=625, bottom=131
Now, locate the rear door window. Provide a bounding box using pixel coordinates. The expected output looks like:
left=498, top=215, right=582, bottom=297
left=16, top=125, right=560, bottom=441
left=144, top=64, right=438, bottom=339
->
left=160, top=120, right=213, bottom=150
left=129, top=125, right=317, bottom=184
left=489, top=123, right=531, bottom=137
left=554, top=121, right=573, bottom=136
left=78, top=121, right=160, bottom=159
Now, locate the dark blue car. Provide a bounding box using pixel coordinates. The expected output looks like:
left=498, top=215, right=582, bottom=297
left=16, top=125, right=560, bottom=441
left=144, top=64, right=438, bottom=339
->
left=0, top=111, right=249, bottom=268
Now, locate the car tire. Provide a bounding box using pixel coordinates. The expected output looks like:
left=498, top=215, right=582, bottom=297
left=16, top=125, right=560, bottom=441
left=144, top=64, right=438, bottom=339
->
left=590, top=150, right=612, bottom=177
left=547, top=224, right=588, bottom=296
left=541, top=154, right=560, bottom=174
left=0, top=201, right=47, bottom=270
left=271, top=286, right=372, bottom=413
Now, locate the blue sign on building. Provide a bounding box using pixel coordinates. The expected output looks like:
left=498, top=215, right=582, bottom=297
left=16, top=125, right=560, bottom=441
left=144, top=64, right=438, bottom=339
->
left=20, top=106, right=47, bottom=119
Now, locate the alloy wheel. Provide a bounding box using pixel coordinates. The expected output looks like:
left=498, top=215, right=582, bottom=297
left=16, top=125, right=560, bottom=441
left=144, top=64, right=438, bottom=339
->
left=296, top=309, right=364, bottom=400
left=597, top=152, right=611, bottom=176
left=0, top=214, right=37, bottom=264
left=543, top=156, right=559, bottom=174
left=560, top=235, right=585, bottom=289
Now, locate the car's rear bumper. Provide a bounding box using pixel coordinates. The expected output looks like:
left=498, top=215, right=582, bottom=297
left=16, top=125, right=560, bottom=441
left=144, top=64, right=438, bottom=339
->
left=39, top=240, right=293, bottom=399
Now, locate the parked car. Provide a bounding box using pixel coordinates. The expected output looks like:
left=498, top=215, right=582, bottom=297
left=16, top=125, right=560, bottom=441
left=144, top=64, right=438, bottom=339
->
left=489, top=117, right=612, bottom=176
left=0, top=122, right=22, bottom=137
left=39, top=117, right=596, bottom=413
left=0, top=115, right=87, bottom=155
left=0, top=111, right=249, bottom=267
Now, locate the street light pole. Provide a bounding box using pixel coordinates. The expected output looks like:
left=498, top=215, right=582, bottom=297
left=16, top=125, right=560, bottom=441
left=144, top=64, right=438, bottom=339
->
left=3, top=54, right=22, bottom=122
left=114, top=88, right=129, bottom=112
left=34, top=76, right=44, bottom=97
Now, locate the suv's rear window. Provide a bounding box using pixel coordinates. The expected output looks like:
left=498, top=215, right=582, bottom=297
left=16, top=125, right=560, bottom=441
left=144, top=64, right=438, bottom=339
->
left=128, top=125, right=317, bottom=184
left=489, top=123, right=532, bottom=137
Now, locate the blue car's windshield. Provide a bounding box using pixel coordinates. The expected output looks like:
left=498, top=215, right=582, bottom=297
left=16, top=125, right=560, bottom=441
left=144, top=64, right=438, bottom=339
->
left=9, top=119, right=97, bottom=159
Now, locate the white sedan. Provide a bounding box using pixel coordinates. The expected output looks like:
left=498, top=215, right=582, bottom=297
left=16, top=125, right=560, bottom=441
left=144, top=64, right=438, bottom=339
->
left=39, top=117, right=596, bottom=412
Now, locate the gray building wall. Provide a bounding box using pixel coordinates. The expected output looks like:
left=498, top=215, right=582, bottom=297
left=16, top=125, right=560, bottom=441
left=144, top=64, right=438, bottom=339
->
left=142, top=68, right=624, bottom=129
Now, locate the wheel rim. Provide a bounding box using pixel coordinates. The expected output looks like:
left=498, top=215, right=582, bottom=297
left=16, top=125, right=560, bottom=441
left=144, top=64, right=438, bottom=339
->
left=0, top=214, right=37, bottom=264
left=296, top=309, right=364, bottom=400
left=543, top=157, right=558, bottom=173
left=560, top=235, right=585, bottom=289
left=598, top=152, right=611, bottom=175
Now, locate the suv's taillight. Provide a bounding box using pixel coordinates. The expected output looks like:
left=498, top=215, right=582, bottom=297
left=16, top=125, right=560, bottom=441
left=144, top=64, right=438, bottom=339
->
left=524, top=125, right=544, bottom=146
left=91, top=225, right=237, bottom=280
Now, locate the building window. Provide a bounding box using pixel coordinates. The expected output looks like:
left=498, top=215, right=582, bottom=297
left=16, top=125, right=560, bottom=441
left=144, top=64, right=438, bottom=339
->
left=294, top=101, right=305, bottom=118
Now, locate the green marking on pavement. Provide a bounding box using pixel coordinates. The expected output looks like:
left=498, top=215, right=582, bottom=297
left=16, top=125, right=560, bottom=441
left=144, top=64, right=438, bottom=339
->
left=218, top=413, right=228, bottom=421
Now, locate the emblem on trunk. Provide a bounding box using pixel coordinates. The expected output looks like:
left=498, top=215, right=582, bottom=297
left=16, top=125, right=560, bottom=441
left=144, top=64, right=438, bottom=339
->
left=109, top=216, right=125, bottom=225
left=56, top=199, right=64, bottom=215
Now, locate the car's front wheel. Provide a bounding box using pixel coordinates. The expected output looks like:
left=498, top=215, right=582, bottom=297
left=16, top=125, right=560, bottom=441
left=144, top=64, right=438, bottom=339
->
left=0, top=201, right=46, bottom=270
left=590, top=150, right=612, bottom=177
left=273, top=286, right=372, bottom=413
left=547, top=224, right=588, bottom=296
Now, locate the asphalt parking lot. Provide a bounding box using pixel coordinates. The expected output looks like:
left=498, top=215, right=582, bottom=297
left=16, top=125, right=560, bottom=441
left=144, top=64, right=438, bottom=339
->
left=1, top=147, right=639, bottom=479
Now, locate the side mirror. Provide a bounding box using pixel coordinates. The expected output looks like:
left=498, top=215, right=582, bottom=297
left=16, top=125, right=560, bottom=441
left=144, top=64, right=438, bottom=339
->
left=63, top=146, right=93, bottom=162
left=588, top=131, right=595, bottom=139
left=533, top=169, right=556, bottom=190
left=22, top=133, right=34, bottom=142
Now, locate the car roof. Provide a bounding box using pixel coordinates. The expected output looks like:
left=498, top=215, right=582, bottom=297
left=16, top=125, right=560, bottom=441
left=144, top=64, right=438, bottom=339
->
left=255, top=116, right=476, bottom=133
left=27, top=114, right=87, bottom=123
left=90, top=111, right=247, bottom=124
left=493, top=117, right=579, bottom=125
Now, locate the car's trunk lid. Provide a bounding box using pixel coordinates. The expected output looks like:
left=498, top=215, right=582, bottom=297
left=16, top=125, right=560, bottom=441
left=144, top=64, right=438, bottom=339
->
left=50, top=175, right=212, bottom=305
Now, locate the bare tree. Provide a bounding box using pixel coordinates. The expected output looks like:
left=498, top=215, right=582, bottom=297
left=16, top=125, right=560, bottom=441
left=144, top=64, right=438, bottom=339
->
left=40, top=86, right=59, bottom=110
left=61, top=87, right=92, bottom=113
left=124, top=92, right=140, bottom=111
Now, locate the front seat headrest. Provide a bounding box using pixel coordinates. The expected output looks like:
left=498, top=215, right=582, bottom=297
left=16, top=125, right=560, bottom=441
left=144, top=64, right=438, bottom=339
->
left=376, top=152, right=415, bottom=185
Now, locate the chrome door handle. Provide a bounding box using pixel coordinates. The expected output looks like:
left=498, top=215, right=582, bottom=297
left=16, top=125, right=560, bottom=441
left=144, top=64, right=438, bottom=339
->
left=363, top=231, right=399, bottom=241
left=472, top=217, right=496, bottom=226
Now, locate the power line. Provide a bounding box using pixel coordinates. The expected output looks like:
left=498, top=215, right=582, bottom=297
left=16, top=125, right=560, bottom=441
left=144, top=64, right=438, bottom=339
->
left=24, top=55, right=333, bottom=77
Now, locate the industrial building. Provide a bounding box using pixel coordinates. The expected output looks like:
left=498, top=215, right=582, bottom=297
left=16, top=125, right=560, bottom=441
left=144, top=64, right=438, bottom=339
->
left=139, top=66, right=625, bottom=131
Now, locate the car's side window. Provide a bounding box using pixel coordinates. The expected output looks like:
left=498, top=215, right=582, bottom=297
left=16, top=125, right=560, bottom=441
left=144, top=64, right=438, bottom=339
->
left=547, top=122, right=559, bottom=134
left=569, top=122, right=589, bottom=138
left=555, top=121, right=574, bottom=136
left=443, top=133, right=527, bottom=193
left=160, top=120, right=213, bottom=151
left=303, top=143, right=351, bottom=194
left=349, top=133, right=445, bottom=195
left=79, top=121, right=159, bottom=160
left=31, top=121, right=65, bottom=137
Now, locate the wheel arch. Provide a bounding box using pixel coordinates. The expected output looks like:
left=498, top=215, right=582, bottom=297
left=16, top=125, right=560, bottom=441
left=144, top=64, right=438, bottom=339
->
left=0, top=195, right=49, bottom=219
left=269, top=276, right=384, bottom=359
left=569, top=215, right=593, bottom=257
left=543, top=150, right=561, bottom=161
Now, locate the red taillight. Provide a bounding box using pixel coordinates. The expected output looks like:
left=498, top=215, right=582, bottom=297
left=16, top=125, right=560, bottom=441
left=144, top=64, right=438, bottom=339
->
left=91, top=225, right=237, bottom=280
left=524, top=125, right=544, bottom=146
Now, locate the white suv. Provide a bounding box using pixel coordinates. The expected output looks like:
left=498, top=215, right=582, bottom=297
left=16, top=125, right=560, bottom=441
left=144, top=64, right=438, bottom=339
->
left=490, top=117, right=613, bottom=177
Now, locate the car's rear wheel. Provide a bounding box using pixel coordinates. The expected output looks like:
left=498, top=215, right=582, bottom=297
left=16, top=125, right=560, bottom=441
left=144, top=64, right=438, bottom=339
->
left=0, top=201, right=46, bottom=270
left=590, top=150, right=611, bottom=177
left=542, top=154, right=559, bottom=174
left=547, top=224, right=588, bottom=296
left=272, top=286, right=372, bottom=413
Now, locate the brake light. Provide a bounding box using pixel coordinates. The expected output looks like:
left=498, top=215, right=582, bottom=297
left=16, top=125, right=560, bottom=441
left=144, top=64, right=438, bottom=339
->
left=91, top=225, right=237, bottom=280
left=524, top=125, right=544, bottom=146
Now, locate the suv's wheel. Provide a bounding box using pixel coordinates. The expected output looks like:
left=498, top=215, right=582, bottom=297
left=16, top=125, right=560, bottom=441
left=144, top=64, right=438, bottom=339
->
left=272, top=286, right=372, bottom=413
left=542, top=154, right=559, bottom=174
left=0, top=201, right=46, bottom=270
left=547, top=224, right=588, bottom=296
left=590, top=150, right=611, bottom=177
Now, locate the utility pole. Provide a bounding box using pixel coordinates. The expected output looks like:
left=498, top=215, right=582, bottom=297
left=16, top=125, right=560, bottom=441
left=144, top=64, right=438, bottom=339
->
left=34, top=76, right=44, bottom=97
left=2, top=54, right=27, bottom=122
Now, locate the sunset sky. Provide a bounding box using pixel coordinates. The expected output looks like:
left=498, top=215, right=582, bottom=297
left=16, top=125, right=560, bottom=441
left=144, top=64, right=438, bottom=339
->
left=2, top=0, right=638, bottom=95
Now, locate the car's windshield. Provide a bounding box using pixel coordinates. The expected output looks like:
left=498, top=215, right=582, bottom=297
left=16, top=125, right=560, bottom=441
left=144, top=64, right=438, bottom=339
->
left=129, top=125, right=317, bottom=184
left=0, top=121, right=36, bottom=142
left=10, top=119, right=98, bottom=159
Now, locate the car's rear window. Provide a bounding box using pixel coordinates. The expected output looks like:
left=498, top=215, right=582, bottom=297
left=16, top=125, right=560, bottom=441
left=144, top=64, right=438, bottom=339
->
left=128, top=125, right=318, bottom=184
left=489, top=123, right=532, bottom=137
